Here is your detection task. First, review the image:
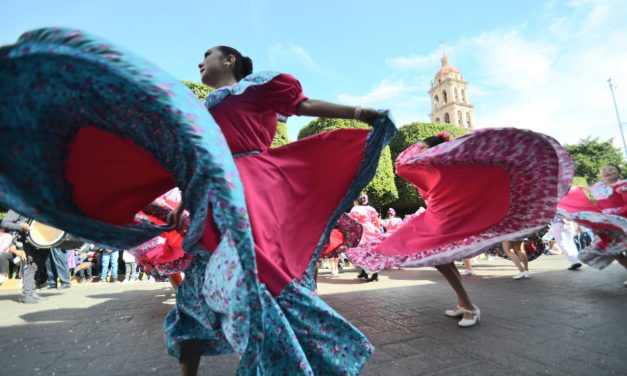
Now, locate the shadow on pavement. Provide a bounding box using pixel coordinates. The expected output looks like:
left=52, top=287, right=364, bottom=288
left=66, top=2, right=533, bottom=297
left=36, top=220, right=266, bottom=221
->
left=0, top=258, right=625, bottom=376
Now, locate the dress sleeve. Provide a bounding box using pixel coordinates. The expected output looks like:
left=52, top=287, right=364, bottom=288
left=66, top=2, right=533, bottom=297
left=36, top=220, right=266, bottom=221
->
left=258, top=73, right=308, bottom=116
left=368, top=207, right=381, bottom=227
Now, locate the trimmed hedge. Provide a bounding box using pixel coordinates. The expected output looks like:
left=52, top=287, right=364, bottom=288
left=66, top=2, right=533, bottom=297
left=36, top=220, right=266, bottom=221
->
left=298, top=118, right=398, bottom=209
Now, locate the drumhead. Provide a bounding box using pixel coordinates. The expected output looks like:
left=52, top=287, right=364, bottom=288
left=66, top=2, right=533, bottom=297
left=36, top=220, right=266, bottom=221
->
left=28, top=220, right=66, bottom=249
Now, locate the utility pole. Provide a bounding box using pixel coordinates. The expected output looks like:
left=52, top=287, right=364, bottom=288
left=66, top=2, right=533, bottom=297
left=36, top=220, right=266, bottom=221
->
left=608, top=78, right=627, bottom=159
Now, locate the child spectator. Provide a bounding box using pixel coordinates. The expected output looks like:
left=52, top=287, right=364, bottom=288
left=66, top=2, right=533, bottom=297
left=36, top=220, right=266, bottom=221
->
left=122, top=250, right=138, bottom=283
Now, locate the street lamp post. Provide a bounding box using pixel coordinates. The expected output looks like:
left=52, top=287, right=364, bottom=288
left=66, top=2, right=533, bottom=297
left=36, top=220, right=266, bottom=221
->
left=608, top=78, right=627, bottom=159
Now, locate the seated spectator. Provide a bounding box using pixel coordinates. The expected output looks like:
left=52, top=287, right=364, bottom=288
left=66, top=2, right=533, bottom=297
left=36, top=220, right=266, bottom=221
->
left=74, top=243, right=96, bottom=283
left=0, top=227, right=26, bottom=285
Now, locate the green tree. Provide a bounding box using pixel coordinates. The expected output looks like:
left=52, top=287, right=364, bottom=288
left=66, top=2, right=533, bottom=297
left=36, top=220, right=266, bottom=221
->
left=182, top=81, right=289, bottom=147
left=564, top=137, right=627, bottom=184
left=387, top=122, right=467, bottom=215
left=271, top=122, right=290, bottom=147
left=571, top=176, right=589, bottom=187
left=182, top=80, right=212, bottom=101
left=298, top=118, right=398, bottom=208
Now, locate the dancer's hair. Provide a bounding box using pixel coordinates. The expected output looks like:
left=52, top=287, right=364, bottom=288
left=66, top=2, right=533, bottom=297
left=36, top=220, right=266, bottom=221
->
left=423, top=135, right=448, bottom=148
left=357, top=194, right=369, bottom=205
left=216, top=46, right=253, bottom=81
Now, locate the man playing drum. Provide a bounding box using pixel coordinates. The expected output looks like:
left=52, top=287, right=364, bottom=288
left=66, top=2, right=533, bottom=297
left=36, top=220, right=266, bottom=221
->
left=1, top=209, right=51, bottom=303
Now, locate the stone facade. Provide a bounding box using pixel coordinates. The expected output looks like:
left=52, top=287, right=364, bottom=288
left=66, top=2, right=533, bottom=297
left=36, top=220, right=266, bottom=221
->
left=429, top=55, right=474, bottom=128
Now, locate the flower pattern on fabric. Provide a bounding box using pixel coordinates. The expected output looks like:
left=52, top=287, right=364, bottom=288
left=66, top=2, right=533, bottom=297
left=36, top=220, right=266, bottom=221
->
left=0, top=27, right=262, bottom=371
left=321, top=213, right=363, bottom=259
left=589, top=179, right=627, bottom=201
left=129, top=189, right=194, bottom=277
left=557, top=209, right=627, bottom=269
left=0, top=28, right=398, bottom=374
left=256, top=281, right=374, bottom=375
left=347, top=128, right=574, bottom=271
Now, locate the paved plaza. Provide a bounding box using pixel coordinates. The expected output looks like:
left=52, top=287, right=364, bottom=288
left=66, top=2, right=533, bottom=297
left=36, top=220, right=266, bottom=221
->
left=0, top=255, right=626, bottom=375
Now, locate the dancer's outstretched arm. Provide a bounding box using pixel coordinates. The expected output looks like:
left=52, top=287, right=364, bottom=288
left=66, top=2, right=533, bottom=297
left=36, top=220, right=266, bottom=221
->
left=296, top=99, right=379, bottom=125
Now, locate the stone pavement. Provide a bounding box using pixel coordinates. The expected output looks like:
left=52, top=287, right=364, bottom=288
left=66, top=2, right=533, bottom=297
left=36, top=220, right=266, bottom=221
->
left=0, top=255, right=626, bottom=375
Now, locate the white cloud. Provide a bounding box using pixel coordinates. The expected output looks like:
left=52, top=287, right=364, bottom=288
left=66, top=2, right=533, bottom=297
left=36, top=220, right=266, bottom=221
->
left=330, top=0, right=627, bottom=147
left=382, top=0, right=627, bottom=147
left=336, top=79, right=432, bottom=125
left=386, top=51, right=441, bottom=71
left=337, top=80, right=413, bottom=105
left=268, top=42, right=319, bottom=73
left=463, top=1, right=627, bottom=147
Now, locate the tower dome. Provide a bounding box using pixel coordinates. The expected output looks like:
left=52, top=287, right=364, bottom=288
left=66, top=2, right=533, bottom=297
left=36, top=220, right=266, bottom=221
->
left=434, top=55, right=461, bottom=81
left=428, top=54, right=474, bottom=128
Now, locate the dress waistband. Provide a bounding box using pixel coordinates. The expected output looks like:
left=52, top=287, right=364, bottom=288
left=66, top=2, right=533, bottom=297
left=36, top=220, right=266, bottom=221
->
left=233, top=150, right=261, bottom=159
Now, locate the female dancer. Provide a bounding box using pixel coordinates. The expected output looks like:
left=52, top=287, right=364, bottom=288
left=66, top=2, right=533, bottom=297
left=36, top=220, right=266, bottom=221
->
left=130, top=188, right=191, bottom=288
left=315, top=213, right=362, bottom=285
left=348, top=130, right=573, bottom=327
left=558, top=165, right=627, bottom=282
left=0, top=28, right=397, bottom=375
left=349, top=194, right=382, bottom=282
left=382, top=208, right=403, bottom=234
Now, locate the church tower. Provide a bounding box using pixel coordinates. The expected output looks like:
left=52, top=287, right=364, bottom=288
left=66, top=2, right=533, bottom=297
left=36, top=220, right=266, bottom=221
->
left=429, top=54, right=474, bottom=128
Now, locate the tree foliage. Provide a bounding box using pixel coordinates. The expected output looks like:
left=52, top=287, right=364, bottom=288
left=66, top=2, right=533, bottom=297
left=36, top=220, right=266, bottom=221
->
left=571, top=176, right=589, bottom=187
left=271, top=122, right=290, bottom=148
left=564, top=137, right=626, bottom=184
left=298, top=118, right=398, bottom=208
left=387, top=122, right=467, bottom=215
left=389, top=122, right=467, bottom=160
left=182, top=80, right=212, bottom=101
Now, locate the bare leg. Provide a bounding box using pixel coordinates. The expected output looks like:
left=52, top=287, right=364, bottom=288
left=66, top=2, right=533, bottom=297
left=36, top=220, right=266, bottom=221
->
left=515, top=242, right=529, bottom=271
left=435, top=263, right=474, bottom=319
left=462, top=259, right=474, bottom=274
left=502, top=241, right=524, bottom=272
left=331, top=257, right=339, bottom=274
left=179, top=340, right=203, bottom=376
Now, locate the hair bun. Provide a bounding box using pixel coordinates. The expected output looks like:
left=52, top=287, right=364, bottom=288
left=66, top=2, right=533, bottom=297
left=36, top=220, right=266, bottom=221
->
left=242, top=56, right=253, bottom=77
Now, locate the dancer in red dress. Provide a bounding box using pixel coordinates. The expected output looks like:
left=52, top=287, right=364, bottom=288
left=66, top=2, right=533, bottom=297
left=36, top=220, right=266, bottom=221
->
left=557, top=165, right=627, bottom=283
left=348, top=129, right=574, bottom=327
left=0, top=29, right=397, bottom=376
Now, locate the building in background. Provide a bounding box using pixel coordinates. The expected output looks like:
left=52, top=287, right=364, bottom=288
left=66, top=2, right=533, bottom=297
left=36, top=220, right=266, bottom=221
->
left=429, top=54, right=474, bottom=128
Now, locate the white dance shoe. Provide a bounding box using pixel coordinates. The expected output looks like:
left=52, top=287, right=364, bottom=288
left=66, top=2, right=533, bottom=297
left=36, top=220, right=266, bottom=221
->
left=444, top=305, right=464, bottom=317
left=512, top=271, right=531, bottom=279
left=458, top=306, right=481, bottom=328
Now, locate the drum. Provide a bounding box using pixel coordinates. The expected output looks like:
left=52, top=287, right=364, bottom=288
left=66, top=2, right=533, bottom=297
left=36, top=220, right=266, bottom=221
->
left=26, top=220, right=68, bottom=249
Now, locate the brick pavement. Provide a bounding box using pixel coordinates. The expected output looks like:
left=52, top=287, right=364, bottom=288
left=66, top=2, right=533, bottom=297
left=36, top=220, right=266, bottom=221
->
left=0, top=255, right=625, bottom=375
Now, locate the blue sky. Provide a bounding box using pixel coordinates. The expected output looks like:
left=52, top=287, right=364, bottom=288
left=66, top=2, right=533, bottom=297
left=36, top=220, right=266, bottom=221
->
left=2, top=0, right=627, bottom=147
